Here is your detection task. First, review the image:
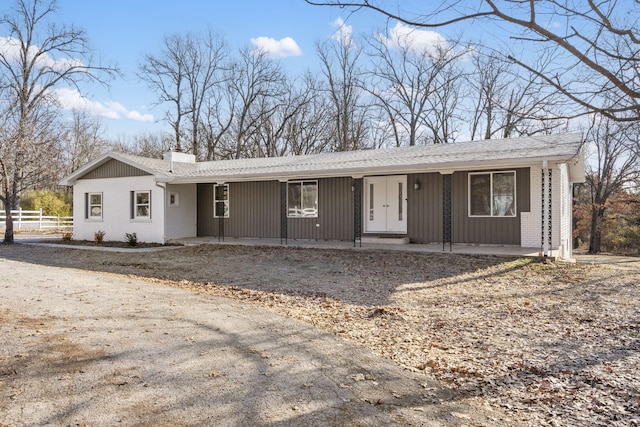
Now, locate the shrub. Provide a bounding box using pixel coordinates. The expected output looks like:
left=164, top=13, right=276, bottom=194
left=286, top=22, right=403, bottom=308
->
left=21, top=190, right=72, bottom=217
left=124, top=232, right=138, bottom=247
left=94, top=230, right=106, bottom=244
left=61, top=232, right=73, bottom=242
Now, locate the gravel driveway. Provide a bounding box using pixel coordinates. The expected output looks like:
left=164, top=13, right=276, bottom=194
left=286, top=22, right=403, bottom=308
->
left=0, top=255, right=493, bottom=427
left=3, top=240, right=638, bottom=426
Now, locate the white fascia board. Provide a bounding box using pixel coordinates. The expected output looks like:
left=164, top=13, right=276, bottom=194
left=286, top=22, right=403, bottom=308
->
left=162, top=154, right=577, bottom=184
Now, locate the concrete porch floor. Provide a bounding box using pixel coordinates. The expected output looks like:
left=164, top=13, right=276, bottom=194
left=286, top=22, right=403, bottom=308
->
left=169, top=236, right=546, bottom=258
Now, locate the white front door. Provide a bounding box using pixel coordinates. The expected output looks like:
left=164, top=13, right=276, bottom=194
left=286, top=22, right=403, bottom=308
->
left=364, top=175, right=407, bottom=233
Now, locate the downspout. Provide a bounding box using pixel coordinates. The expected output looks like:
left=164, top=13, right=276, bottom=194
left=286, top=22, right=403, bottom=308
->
left=155, top=181, right=167, bottom=244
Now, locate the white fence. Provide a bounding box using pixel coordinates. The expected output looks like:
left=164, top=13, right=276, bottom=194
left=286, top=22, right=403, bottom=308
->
left=0, top=209, right=73, bottom=230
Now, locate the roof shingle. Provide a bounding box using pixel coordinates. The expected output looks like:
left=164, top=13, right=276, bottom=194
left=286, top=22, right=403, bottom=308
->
left=174, top=133, right=583, bottom=182
left=62, top=133, right=583, bottom=185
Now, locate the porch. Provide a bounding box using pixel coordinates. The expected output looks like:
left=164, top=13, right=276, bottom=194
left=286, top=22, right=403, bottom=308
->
left=169, top=236, right=546, bottom=258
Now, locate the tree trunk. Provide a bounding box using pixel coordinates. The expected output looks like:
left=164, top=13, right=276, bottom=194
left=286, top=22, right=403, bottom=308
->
left=588, top=207, right=603, bottom=254
left=3, top=207, right=14, bottom=244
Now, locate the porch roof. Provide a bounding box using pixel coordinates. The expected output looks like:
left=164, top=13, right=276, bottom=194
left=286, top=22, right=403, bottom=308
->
left=61, top=133, right=584, bottom=186
left=174, top=133, right=584, bottom=183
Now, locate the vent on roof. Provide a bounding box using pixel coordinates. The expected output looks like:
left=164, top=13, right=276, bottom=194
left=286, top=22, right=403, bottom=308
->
left=163, top=151, right=196, bottom=164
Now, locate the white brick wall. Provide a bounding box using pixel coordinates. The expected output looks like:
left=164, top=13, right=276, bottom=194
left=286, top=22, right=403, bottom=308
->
left=73, top=176, right=166, bottom=243
left=165, top=183, right=197, bottom=240
left=521, top=165, right=542, bottom=249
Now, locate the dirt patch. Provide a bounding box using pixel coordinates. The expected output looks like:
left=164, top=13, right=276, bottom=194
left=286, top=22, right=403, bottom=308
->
left=0, top=309, right=109, bottom=418
left=1, top=243, right=639, bottom=426
left=0, top=254, right=495, bottom=427
left=0, top=309, right=107, bottom=371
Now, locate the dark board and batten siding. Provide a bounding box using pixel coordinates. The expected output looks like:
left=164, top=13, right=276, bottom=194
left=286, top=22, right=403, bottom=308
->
left=452, top=168, right=530, bottom=245
left=288, top=177, right=353, bottom=241
left=197, top=184, right=214, bottom=237
left=232, top=181, right=281, bottom=238
left=198, top=169, right=530, bottom=245
left=197, top=177, right=354, bottom=241
left=197, top=181, right=280, bottom=238
left=78, top=159, right=151, bottom=180
left=407, top=173, right=443, bottom=244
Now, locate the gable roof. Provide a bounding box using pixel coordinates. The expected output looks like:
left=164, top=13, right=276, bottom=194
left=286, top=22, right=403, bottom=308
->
left=60, top=151, right=198, bottom=185
left=61, top=133, right=584, bottom=186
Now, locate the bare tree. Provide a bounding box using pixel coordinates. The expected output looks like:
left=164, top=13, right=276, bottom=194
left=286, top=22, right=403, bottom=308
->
left=113, top=132, right=173, bottom=158
left=60, top=109, right=110, bottom=174
left=139, top=34, right=188, bottom=152
left=181, top=30, right=229, bottom=159
left=0, top=0, right=116, bottom=243
left=200, top=85, right=236, bottom=160
left=366, top=29, right=466, bottom=146
left=468, top=53, right=506, bottom=140
left=422, top=44, right=467, bottom=144
left=317, top=31, right=370, bottom=152
left=583, top=116, right=640, bottom=253
left=252, top=75, right=320, bottom=157
left=467, top=50, right=566, bottom=140
left=227, top=47, right=286, bottom=159
left=366, top=104, right=397, bottom=149
left=307, top=1, right=640, bottom=122
left=423, top=60, right=464, bottom=144
left=285, top=74, right=333, bottom=155
left=0, top=99, right=61, bottom=214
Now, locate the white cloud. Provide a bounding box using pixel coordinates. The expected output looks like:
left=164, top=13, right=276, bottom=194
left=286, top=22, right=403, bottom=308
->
left=0, top=37, right=154, bottom=124
left=122, top=109, right=155, bottom=122
left=104, top=100, right=155, bottom=122
left=380, top=22, right=449, bottom=56
left=54, top=88, right=154, bottom=122
left=331, top=17, right=355, bottom=47
left=0, top=36, right=86, bottom=71
left=250, top=36, right=302, bottom=59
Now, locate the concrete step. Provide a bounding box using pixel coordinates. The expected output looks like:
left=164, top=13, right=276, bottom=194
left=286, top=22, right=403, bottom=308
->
left=361, top=235, right=410, bottom=245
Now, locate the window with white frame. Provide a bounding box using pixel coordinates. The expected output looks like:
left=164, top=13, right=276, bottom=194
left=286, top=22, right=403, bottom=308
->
left=86, top=193, right=102, bottom=219
left=132, top=190, right=151, bottom=219
left=287, top=181, right=318, bottom=217
left=214, top=184, right=229, bottom=218
left=469, top=171, right=516, bottom=217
